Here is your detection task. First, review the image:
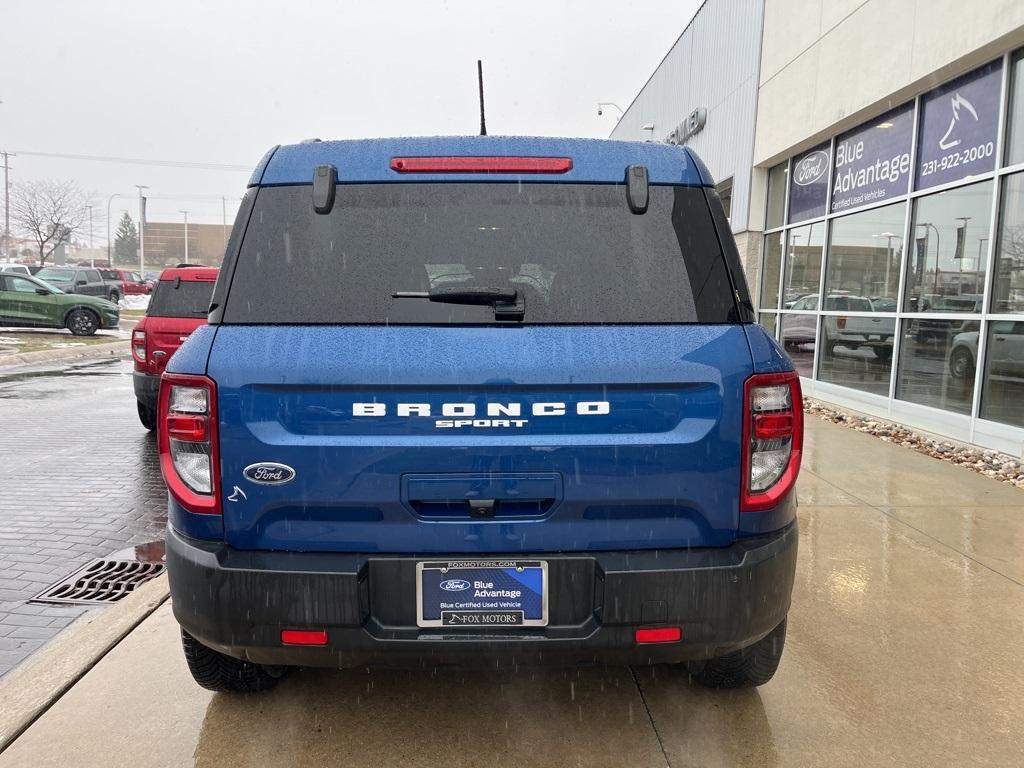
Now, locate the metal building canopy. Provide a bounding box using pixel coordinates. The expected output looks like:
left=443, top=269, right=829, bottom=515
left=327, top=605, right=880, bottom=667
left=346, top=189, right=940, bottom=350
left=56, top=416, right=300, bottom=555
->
left=250, top=136, right=713, bottom=187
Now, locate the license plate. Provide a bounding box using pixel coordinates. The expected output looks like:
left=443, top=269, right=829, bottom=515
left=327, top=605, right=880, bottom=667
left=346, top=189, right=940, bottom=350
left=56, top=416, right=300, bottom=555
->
left=416, top=560, right=548, bottom=628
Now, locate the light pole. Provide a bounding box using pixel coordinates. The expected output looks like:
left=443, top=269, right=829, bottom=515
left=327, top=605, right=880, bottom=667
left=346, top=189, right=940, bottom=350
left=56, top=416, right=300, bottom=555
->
left=86, top=205, right=94, bottom=266
left=106, top=193, right=124, bottom=264
left=179, top=210, right=189, bottom=264
left=954, top=216, right=972, bottom=293
left=872, top=232, right=901, bottom=296
left=135, top=185, right=148, bottom=276
left=917, top=222, right=941, bottom=299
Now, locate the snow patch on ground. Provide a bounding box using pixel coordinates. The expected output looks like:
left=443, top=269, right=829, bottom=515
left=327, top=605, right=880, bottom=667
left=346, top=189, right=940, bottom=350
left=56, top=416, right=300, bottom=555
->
left=0, top=336, right=25, bottom=345
left=121, top=294, right=150, bottom=310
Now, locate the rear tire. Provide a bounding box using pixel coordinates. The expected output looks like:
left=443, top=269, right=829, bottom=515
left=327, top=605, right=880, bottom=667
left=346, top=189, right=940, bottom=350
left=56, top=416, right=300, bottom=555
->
left=686, top=618, right=787, bottom=689
left=109, top=290, right=121, bottom=304
left=181, top=630, right=287, bottom=693
left=137, top=401, right=157, bottom=431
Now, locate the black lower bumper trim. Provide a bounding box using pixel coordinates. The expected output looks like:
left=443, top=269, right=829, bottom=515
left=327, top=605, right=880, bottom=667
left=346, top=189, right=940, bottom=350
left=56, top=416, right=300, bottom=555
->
left=133, top=371, right=159, bottom=409
left=167, top=523, right=797, bottom=668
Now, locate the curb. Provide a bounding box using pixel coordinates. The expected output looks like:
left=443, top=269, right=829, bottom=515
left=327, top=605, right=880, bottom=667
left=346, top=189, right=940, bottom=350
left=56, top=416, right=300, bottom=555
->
left=0, top=340, right=129, bottom=370
left=0, top=574, right=170, bottom=753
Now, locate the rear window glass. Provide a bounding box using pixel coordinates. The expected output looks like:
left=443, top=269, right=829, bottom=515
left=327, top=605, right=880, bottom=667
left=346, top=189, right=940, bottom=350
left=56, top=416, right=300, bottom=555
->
left=223, top=183, right=738, bottom=324
left=100, top=270, right=119, bottom=280
left=148, top=279, right=214, bottom=318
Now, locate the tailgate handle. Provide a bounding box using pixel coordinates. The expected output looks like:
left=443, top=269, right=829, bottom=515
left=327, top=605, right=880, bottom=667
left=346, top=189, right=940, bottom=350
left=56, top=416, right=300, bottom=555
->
left=467, top=499, right=496, bottom=519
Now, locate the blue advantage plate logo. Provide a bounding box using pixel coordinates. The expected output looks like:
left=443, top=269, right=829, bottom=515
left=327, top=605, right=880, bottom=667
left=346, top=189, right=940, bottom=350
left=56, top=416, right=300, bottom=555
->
left=243, top=462, right=296, bottom=485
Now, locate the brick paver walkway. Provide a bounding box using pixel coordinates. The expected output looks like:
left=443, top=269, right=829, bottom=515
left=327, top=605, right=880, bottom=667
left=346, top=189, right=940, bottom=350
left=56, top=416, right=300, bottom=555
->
left=0, top=359, right=166, bottom=676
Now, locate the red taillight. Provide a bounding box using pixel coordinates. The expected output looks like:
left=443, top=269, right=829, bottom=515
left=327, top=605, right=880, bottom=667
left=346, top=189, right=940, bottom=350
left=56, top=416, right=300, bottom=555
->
left=635, top=627, right=682, bottom=644
left=158, top=373, right=220, bottom=515
left=836, top=316, right=847, bottom=330
left=131, top=328, right=147, bottom=367
left=741, top=371, right=803, bottom=513
left=281, top=629, right=328, bottom=646
left=390, top=156, right=573, bottom=174
left=165, top=414, right=208, bottom=442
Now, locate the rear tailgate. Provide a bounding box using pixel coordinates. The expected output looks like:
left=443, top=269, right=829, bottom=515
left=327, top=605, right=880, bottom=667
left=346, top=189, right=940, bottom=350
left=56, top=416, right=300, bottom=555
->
left=209, top=324, right=753, bottom=554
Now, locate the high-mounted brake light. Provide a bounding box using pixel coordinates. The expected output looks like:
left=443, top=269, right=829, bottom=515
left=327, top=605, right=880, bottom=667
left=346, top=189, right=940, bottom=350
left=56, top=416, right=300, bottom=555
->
left=390, top=156, right=573, bottom=174
left=158, top=373, right=220, bottom=515
left=741, top=371, right=803, bottom=513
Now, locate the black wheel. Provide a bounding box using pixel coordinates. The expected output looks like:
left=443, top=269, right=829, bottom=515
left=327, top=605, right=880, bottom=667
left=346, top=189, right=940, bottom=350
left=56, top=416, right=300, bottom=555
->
left=685, top=618, right=787, bottom=689
left=873, top=346, right=892, bottom=363
left=66, top=308, right=99, bottom=336
left=180, top=630, right=287, bottom=693
left=109, top=290, right=121, bottom=304
left=949, top=347, right=975, bottom=379
left=137, top=401, right=157, bottom=431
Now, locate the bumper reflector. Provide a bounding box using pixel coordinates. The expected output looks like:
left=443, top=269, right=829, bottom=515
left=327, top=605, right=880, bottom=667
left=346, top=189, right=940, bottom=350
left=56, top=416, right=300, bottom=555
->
left=635, top=627, right=681, bottom=644
left=281, top=629, right=328, bottom=646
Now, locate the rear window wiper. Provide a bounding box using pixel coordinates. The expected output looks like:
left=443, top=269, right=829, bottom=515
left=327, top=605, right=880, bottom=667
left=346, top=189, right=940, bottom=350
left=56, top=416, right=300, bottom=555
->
left=392, top=286, right=525, bottom=320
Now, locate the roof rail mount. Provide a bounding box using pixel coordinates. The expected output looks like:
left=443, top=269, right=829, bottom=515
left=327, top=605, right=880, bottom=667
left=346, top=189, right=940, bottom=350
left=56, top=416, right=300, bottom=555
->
left=313, top=164, right=337, bottom=215
left=626, top=165, right=649, bottom=214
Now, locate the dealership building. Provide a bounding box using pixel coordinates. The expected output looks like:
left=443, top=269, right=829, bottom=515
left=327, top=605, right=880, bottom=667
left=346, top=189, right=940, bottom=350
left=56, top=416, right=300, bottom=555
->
left=611, top=0, right=1024, bottom=454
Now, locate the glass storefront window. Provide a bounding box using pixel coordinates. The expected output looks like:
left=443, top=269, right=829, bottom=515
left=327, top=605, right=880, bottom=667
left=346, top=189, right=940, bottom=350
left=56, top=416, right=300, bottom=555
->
left=979, top=320, right=1024, bottom=428
left=895, top=318, right=978, bottom=415
left=1004, top=49, right=1024, bottom=166
left=758, top=312, right=777, bottom=338
left=905, top=182, right=992, bottom=313
left=782, top=222, right=824, bottom=308
left=760, top=232, right=783, bottom=310
left=779, top=311, right=816, bottom=378
left=992, top=172, right=1024, bottom=313
left=816, top=313, right=894, bottom=396
left=823, top=202, right=905, bottom=302
left=766, top=163, right=787, bottom=230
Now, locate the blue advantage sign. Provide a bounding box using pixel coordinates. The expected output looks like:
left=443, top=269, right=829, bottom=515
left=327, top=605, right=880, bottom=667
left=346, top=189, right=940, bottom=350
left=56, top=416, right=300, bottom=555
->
left=831, top=102, right=914, bottom=213
left=916, top=60, right=1002, bottom=190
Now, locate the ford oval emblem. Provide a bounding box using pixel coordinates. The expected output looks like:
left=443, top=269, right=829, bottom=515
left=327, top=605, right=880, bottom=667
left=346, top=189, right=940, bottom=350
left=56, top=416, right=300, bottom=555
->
left=793, top=150, right=829, bottom=186
left=439, top=579, right=471, bottom=592
left=243, top=462, right=296, bottom=485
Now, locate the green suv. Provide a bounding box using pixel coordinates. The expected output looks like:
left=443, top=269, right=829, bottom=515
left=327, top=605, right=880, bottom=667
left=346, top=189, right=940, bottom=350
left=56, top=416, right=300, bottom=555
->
left=0, top=272, right=120, bottom=336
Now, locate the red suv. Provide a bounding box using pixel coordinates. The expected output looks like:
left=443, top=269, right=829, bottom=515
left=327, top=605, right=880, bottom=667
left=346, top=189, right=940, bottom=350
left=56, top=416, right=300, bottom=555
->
left=132, top=266, right=218, bottom=429
left=101, top=268, right=152, bottom=297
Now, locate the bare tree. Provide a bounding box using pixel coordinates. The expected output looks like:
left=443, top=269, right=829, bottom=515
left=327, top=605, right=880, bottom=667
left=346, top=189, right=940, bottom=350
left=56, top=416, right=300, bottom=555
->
left=10, top=180, right=90, bottom=266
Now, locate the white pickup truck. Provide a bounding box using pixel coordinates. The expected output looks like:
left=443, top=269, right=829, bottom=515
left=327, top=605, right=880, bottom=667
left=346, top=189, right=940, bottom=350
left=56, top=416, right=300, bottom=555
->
left=782, top=294, right=895, bottom=361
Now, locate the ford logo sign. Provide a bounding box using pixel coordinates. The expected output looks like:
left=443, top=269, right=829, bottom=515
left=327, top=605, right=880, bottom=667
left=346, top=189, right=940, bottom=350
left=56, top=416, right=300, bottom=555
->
left=243, top=462, right=296, bottom=485
left=439, top=579, right=471, bottom=592
left=794, top=150, right=829, bottom=186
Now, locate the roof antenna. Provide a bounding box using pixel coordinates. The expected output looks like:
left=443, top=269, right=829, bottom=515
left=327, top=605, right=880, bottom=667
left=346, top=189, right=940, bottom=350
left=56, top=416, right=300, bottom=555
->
left=477, top=59, right=487, bottom=136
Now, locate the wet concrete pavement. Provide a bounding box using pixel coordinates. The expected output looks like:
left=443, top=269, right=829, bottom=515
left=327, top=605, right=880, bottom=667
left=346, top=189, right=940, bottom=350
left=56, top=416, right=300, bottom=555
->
left=2, top=415, right=1023, bottom=767
left=0, top=359, right=166, bottom=676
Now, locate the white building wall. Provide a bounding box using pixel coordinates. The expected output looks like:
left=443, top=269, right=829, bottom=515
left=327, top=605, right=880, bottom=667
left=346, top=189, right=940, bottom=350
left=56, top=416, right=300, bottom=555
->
left=610, top=0, right=765, bottom=235
left=754, top=0, right=1024, bottom=177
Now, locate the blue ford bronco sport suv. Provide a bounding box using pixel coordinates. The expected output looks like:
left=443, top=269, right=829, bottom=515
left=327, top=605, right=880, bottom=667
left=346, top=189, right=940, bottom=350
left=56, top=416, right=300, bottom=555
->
left=161, top=136, right=801, bottom=692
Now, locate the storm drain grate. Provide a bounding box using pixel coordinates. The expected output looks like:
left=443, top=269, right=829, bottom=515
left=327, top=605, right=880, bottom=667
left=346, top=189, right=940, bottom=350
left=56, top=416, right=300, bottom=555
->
left=31, top=559, right=166, bottom=605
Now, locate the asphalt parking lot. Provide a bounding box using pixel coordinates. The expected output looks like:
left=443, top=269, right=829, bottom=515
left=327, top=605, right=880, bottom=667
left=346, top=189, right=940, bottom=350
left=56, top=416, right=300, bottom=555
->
left=1, top=367, right=1022, bottom=766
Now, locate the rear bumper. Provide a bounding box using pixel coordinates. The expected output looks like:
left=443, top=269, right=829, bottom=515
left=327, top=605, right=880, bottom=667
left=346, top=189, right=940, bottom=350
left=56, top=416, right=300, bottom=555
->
left=133, top=371, right=159, bottom=409
left=167, top=522, right=798, bottom=668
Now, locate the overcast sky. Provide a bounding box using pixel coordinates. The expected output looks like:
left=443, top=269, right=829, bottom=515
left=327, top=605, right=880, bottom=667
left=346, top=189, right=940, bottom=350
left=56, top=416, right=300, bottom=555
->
left=0, top=0, right=699, bottom=241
